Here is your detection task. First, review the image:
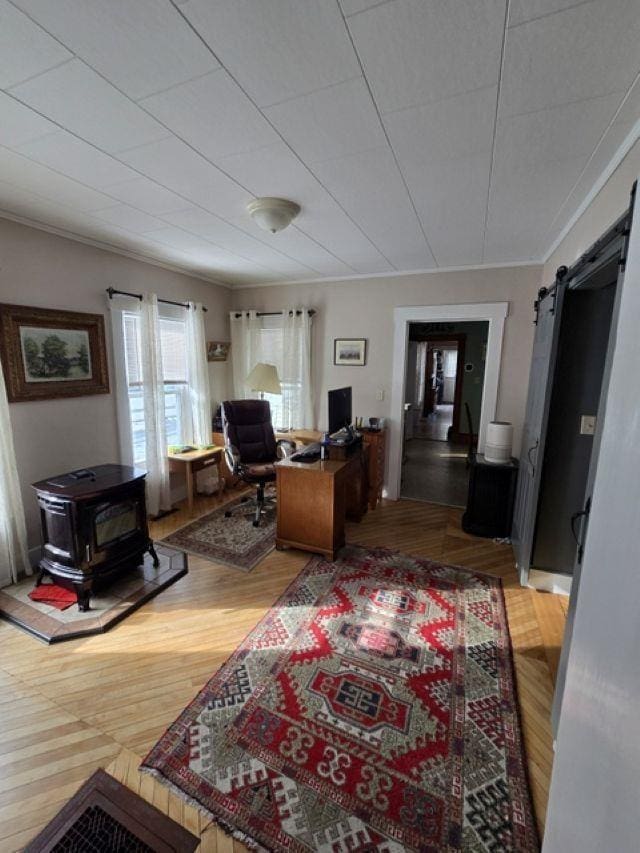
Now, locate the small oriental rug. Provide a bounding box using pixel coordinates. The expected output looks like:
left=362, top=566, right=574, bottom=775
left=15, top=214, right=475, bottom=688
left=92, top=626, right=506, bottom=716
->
left=162, top=493, right=275, bottom=572
left=142, top=544, right=539, bottom=852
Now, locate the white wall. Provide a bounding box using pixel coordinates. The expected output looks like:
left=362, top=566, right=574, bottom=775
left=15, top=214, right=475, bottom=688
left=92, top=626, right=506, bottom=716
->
left=0, top=218, right=231, bottom=551
left=231, top=265, right=542, bottom=460
left=542, top=161, right=640, bottom=852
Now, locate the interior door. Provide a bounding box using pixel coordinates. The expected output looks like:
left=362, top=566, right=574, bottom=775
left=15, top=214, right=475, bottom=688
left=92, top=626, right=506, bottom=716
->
left=551, top=186, right=636, bottom=734
left=511, top=279, right=566, bottom=584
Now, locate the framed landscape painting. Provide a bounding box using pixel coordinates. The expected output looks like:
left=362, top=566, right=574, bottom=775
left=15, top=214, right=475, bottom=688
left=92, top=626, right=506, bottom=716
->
left=334, top=338, right=367, bottom=366
left=0, top=303, right=109, bottom=402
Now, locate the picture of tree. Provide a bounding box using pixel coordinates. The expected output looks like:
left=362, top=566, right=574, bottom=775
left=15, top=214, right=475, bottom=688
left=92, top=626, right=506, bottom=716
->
left=19, top=326, right=92, bottom=383
left=77, top=342, right=90, bottom=373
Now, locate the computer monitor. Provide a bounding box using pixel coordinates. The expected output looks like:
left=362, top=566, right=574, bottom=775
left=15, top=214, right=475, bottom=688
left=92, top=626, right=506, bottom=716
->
left=328, top=387, right=352, bottom=434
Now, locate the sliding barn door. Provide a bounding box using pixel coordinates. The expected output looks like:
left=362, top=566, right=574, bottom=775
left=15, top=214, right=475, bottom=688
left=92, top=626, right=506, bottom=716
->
left=511, top=278, right=566, bottom=583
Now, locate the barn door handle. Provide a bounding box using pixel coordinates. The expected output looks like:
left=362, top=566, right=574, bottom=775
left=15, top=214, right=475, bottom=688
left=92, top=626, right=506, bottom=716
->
left=571, top=497, right=591, bottom=563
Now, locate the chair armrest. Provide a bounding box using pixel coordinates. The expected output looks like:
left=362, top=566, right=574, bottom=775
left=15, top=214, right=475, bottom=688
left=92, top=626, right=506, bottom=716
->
left=224, top=444, right=242, bottom=474
left=276, top=439, right=296, bottom=459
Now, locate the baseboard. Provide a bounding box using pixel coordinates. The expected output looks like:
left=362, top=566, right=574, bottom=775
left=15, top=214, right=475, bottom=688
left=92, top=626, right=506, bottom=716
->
left=527, top=569, right=572, bottom=596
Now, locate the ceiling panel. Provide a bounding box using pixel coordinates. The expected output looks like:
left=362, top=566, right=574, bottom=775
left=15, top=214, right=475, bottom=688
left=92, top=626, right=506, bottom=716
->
left=0, top=179, right=90, bottom=231
left=485, top=93, right=625, bottom=261
left=265, top=77, right=386, bottom=164
left=0, top=146, right=115, bottom=211
left=10, top=59, right=169, bottom=153
left=119, top=137, right=252, bottom=218
left=215, top=142, right=318, bottom=201
left=100, top=177, right=192, bottom=216
left=292, top=194, right=394, bottom=274
left=144, top=225, right=274, bottom=274
left=542, top=80, right=640, bottom=251
left=0, top=0, right=71, bottom=89
left=91, top=203, right=167, bottom=234
left=16, top=130, right=139, bottom=188
left=140, top=69, right=278, bottom=161
left=161, top=206, right=315, bottom=276
left=347, top=0, right=506, bottom=114
left=12, top=0, right=219, bottom=100
left=338, top=0, right=389, bottom=17
left=246, top=225, right=354, bottom=276
left=0, top=92, right=57, bottom=148
left=312, top=146, right=435, bottom=269
left=507, top=0, right=589, bottom=28
left=500, top=0, right=640, bottom=117
left=179, top=0, right=361, bottom=107
left=385, top=87, right=497, bottom=265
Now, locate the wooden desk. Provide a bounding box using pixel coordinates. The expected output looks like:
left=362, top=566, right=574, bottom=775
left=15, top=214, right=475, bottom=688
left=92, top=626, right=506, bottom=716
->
left=275, top=441, right=369, bottom=560
left=275, top=458, right=348, bottom=560
left=168, top=447, right=225, bottom=516
left=276, top=427, right=386, bottom=511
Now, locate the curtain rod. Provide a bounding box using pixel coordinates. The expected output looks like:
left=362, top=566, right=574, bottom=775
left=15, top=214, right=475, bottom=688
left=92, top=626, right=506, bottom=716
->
left=106, top=286, right=208, bottom=312
left=232, top=309, right=315, bottom=318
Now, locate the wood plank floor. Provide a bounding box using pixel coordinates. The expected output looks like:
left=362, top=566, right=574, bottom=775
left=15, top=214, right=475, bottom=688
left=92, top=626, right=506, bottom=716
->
left=0, top=490, right=565, bottom=851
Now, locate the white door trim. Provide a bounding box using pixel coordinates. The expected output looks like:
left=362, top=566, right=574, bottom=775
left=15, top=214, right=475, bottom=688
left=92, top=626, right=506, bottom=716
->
left=387, top=302, right=509, bottom=501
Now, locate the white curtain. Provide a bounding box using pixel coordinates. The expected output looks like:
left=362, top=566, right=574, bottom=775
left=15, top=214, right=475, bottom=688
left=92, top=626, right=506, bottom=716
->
left=282, top=308, right=313, bottom=429
left=230, top=310, right=261, bottom=398
left=140, top=293, right=170, bottom=516
left=229, top=309, right=313, bottom=429
left=0, top=357, right=30, bottom=586
left=186, top=302, right=211, bottom=445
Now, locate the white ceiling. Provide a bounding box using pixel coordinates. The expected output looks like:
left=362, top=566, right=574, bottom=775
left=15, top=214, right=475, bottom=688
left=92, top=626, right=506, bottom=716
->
left=0, top=0, right=638, bottom=287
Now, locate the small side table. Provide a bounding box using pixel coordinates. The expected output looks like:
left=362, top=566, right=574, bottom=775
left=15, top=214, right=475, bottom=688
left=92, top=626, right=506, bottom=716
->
left=462, top=454, right=519, bottom=538
left=168, top=447, right=225, bottom=516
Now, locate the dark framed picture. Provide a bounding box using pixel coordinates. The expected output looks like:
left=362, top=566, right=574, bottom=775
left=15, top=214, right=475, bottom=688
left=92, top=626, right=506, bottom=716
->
left=0, top=303, right=110, bottom=402
left=334, top=338, right=367, bottom=366
left=207, top=341, right=230, bottom=362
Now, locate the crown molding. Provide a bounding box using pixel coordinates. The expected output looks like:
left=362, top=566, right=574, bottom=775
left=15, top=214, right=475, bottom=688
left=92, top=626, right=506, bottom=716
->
left=230, top=259, right=542, bottom=290
left=542, top=118, right=640, bottom=264
left=0, top=209, right=232, bottom=289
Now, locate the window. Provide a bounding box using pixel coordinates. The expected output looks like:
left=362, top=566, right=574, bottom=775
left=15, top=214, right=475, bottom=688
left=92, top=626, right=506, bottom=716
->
left=257, top=316, right=304, bottom=430
left=122, top=311, right=189, bottom=465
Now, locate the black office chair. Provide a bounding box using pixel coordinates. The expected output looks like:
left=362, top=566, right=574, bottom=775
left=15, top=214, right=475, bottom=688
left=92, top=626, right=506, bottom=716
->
left=221, top=400, right=295, bottom=526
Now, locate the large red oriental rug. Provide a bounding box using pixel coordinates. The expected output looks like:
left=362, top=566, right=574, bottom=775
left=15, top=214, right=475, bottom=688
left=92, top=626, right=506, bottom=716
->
left=142, top=545, right=539, bottom=852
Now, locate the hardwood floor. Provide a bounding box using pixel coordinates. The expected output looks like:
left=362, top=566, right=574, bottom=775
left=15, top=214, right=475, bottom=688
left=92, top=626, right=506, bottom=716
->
left=0, top=490, right=565, bottom=851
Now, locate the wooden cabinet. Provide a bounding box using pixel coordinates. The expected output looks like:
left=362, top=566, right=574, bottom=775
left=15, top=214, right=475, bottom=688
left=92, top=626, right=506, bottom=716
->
left=275, top=442, right=369, bottom=560
left=326, top=443, right=369, bottom=521
left=276, top=459, right=348, bottom=560
left=361, top=428, right=387, bottom=510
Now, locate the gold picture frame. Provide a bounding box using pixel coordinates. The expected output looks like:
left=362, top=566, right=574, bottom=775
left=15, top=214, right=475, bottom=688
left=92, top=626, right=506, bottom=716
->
left=0, top=303, right=110, bottom=402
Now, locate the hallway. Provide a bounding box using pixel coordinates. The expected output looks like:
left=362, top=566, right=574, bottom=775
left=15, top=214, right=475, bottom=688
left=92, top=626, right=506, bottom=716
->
left=401, top=437, right=470, bottom=507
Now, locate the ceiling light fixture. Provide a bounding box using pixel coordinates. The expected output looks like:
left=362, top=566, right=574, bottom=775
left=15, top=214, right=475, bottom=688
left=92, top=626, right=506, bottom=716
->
left=247, top=197, right=301, bottom=234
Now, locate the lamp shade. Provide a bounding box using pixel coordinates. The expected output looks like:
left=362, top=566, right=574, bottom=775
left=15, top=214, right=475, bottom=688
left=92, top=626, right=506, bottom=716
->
left=246, top=362, right=282, bottom=395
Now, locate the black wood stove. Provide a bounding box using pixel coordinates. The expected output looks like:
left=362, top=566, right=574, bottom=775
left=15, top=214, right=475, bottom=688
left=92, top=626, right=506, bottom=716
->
left=32, top=464, right=158, bottom=612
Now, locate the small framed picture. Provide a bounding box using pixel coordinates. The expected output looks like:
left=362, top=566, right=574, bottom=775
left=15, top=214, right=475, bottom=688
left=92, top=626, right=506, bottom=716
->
left=207, top=341, right=230, bottom=362
left=334, top=338, right=367, bottom=366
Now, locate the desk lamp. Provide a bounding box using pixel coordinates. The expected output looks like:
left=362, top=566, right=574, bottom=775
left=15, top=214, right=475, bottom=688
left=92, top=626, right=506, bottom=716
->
left=245, top=362, right=282, bottom=399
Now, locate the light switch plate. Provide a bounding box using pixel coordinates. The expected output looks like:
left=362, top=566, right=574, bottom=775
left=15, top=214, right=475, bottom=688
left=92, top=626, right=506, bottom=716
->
left=580, top=415, right=596, bottom=436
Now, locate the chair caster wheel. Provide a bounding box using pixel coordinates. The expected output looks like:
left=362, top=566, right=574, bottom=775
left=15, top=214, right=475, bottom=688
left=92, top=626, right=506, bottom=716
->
left=224, top=510, right=232, bottom=518
left=252, top=520, right=259, bottom=527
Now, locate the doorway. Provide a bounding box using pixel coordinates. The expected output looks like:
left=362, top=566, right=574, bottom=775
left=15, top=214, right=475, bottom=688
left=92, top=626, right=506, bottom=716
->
left=401, top=321, right=489, bottom=507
